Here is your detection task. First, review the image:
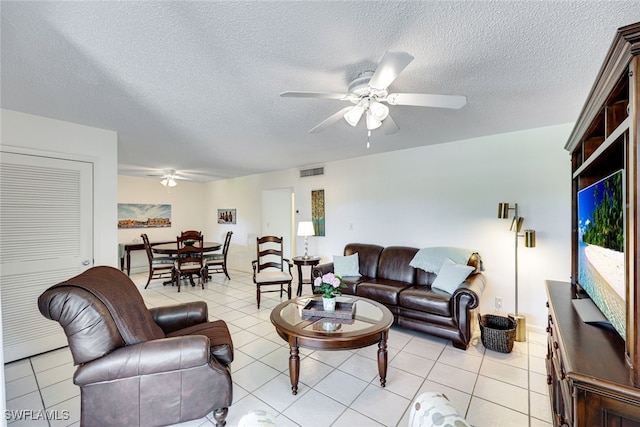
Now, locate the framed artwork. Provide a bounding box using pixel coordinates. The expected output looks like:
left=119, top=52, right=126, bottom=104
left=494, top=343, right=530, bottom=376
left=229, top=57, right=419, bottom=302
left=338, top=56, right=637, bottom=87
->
left=218, top=209, right=236, bottom=224
left=118, top=203, right=171, bottom=228
left=311, top=189, right=325, bottom=236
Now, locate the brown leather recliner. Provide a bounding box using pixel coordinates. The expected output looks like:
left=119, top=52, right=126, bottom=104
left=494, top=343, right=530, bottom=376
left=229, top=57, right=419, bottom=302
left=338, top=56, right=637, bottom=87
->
left=38, top=266, right=233, bottom=427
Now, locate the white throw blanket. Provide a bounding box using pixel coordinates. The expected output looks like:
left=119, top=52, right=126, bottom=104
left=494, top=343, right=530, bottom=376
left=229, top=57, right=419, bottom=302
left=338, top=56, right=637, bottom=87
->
left=409, top=247, right=478, bottom=273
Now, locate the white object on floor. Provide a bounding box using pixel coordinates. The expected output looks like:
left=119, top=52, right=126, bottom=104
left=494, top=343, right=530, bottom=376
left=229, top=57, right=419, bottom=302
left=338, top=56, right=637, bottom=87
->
left=408, top=391, right=471, bottom=427
left=238, top=410, right=278, bottom=426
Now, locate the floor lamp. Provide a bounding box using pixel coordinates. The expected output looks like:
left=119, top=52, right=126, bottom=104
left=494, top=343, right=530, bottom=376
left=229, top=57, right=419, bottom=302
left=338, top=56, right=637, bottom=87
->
left=498, top=202, right=536, bottom=342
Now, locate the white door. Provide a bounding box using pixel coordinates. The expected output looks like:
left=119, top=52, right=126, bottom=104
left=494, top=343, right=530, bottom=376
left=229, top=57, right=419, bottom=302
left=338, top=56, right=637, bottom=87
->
left=261, top=188, right=294, bottom=259
left=0, top=151, right=93, bottom=362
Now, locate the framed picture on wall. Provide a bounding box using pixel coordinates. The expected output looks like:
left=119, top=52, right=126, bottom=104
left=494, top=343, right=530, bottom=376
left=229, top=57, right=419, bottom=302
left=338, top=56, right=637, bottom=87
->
left=218, top=209, right=236, bottom=224
left=118, top=203, right=171, bottom=228
left=312, top=189, right=325, bottom=236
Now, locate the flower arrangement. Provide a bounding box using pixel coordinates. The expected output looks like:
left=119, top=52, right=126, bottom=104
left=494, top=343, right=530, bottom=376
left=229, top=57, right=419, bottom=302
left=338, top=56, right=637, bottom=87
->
left=314, top=272, right=347, bottom=299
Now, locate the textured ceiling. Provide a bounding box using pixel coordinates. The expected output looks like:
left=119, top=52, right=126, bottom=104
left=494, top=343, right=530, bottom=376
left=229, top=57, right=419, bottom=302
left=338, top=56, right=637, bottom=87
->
left=2, top=1, right=640, bottom=182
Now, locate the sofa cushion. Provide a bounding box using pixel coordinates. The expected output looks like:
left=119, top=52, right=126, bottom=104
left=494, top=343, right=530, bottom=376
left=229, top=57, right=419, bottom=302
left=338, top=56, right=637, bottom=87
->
left=431, top=259, right=475, bottom=294
left=356, top=279, right=411, bottom=305
left=415, top=269, right=437, bottom=286
left=399, top=285, right=452, bottom=317
left=340, top=276, right=363, bottom=295
left=377, top=246, right=419, bottom=283
left=344, top=243, right=383, bottom=278
left=333, top=253, right=361, bottom=277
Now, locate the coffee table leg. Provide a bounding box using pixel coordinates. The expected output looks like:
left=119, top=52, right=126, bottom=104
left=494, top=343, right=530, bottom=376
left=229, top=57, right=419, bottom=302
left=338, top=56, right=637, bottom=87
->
left=378, top=331, right=388, bottom=387
left=289, top=341, right=300, bottom=395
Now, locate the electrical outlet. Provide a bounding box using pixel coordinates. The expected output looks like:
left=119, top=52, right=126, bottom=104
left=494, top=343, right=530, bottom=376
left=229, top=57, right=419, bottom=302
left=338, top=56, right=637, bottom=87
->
left=495, top=297, right=503, bottom=311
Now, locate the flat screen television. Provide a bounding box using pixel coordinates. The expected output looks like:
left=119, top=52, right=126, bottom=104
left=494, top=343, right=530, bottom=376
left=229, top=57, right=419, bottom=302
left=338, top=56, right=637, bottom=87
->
left=577, top=169, right=625, bottom=338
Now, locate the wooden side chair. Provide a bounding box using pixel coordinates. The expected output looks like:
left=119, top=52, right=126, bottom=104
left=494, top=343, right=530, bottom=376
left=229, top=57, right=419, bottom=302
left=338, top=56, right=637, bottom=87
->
left=172, top=230, right=206, bottom=292
left=205, top=231, right=233, bottom=280
left=141, top=233, right=175, bottom=289
left=252, top=236, right=293, bottom=308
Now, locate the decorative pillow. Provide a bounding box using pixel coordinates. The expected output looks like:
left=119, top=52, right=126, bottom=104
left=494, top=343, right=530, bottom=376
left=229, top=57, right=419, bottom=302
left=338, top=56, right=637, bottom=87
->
left=431, top=258, right=474, bottom=294
left=409, top=391, right=471, bottom=427
left=333, top=253, right=361, bottom=277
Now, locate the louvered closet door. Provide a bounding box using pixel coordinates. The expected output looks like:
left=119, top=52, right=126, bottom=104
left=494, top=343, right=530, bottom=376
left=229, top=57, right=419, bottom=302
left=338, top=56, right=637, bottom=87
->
left=1, top=152, right=93, bottom=362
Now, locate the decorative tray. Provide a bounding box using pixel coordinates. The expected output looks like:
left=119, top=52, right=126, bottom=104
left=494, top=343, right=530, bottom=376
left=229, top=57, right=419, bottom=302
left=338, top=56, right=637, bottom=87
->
left=301, top=300, right=355, bottom=319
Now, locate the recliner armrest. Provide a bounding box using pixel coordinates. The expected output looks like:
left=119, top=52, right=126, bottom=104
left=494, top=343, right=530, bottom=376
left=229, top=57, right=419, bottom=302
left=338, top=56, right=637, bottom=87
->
left=149, top=301, right=208, bottom=334
left=74, top=335, right=213, bottom=385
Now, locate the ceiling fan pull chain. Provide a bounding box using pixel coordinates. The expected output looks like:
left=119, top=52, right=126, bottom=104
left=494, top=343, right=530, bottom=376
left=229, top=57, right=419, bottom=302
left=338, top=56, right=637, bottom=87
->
left=367, top=130, right=371, bottom=149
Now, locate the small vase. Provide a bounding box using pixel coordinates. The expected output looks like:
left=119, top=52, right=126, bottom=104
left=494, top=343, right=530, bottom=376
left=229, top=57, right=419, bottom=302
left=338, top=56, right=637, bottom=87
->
left=322, top=321, right=338, bottom=331
left=322, top=296, right=336, bottom=312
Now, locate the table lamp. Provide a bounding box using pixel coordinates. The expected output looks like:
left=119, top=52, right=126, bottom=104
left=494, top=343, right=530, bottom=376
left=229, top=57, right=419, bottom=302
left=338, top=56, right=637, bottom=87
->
left=297, top=221, right=315, bottom=259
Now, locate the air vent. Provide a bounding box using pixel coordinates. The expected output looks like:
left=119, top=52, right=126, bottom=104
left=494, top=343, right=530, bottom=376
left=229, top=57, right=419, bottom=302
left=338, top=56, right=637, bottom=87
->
left=300, top=166, right=324, bottom=178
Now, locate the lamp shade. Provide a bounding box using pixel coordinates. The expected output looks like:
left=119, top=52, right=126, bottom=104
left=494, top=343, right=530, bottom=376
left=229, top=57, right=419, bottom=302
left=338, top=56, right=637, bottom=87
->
left=524, top=230, right=536, bottom=247
left=498, top=202, right=509, bottom=218
left=369, top=101, right=389, bottom=121
left=344, top=106, right=365, bottom=127
left=161, top=177, right=177, bottom=187
left=297, top=221, right=315, bottom=237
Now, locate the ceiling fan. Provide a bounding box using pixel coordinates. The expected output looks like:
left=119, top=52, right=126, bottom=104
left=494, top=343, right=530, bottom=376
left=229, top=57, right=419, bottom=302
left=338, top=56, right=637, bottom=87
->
left=281, top=50, right=467, bottom=137
left=146, top=169, right=189, bottom=187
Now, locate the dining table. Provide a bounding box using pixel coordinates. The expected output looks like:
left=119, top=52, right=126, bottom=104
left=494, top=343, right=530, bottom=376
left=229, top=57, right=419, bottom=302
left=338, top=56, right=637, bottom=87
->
left=152, top=241, right=222, bottom=286
left=152, top=241, right=222, bottom=255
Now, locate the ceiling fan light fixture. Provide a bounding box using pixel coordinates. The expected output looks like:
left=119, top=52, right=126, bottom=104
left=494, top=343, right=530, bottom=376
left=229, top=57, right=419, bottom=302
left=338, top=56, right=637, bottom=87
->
left=369, top=101, right=389, bottom=121
left=344, top=105, right=365, bottom=127
left=160, top=177, right=177, bottom=187
left=161, top=170, right=178, bottom=187
left=366, top=111, right=383, bottom=130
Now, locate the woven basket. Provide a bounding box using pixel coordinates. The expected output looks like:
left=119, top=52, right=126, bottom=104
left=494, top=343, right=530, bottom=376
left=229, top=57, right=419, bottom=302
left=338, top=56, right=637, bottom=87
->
left=478, top=314, right=517, bottom=353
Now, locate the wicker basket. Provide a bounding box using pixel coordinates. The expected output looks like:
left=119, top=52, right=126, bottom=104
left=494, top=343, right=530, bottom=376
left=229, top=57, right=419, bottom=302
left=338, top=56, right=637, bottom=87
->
left=478, top=314, right=517, bottom=353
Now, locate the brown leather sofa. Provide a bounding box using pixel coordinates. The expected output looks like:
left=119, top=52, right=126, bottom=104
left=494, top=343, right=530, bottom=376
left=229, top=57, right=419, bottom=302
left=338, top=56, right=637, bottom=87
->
left=313, top=243, right=485, bottom=349
left=38, top=266, right=233, bottom=427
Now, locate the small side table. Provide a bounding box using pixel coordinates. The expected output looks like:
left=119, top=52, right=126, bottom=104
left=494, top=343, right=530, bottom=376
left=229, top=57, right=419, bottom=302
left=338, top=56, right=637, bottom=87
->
left=292, top=256, right=321, bottom=297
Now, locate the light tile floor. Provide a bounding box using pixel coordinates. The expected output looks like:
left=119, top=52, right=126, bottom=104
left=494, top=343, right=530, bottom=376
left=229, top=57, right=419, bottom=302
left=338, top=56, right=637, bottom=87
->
left=5, top=270, right=552, bottom=426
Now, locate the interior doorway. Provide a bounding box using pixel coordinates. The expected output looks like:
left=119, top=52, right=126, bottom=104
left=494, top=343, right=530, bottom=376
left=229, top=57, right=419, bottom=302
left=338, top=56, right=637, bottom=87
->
left=261, top=188, right=294, bottom=259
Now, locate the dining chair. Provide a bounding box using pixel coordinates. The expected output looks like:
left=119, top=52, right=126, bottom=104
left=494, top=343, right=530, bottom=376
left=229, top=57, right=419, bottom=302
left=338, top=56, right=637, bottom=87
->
left=141, top=233, right=175, bottom=289
left=252, top=236, right=293, bottom=308
left=173, top=230, right=206, bottom=292
left=205, top=231, right=233, bottom=280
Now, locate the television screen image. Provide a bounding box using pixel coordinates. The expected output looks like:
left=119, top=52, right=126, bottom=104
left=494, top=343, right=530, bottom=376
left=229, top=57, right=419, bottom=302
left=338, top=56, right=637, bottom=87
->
left=577, top=169, right=625, bottom=338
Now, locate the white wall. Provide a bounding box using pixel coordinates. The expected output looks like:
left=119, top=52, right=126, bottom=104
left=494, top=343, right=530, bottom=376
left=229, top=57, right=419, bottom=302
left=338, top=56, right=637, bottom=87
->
left=118, top=176, right=208, bottom=272
left=203, top=123, right=573, bottom=331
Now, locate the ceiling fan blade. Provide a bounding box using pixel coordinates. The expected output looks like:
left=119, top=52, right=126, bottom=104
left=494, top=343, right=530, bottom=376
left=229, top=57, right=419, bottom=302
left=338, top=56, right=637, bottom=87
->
left=309, top=106, right=355, bottom=133
left=368, top=50, right=414, bottom=90
left=382, top=114, right=399, bottom=135
left=386, top=93, right=467, bottom=109
left=280, top=91, right=349, bottom=100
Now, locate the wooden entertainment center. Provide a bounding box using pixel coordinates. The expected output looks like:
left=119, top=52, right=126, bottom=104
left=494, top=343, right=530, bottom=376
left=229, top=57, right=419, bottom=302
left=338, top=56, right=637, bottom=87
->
left=547, top=23, right=640, bottom=426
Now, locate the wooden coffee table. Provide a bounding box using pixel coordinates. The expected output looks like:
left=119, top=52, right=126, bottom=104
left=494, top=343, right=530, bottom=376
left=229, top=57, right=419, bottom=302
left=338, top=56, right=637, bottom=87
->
left=270, top=296, right=394, bottom=395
